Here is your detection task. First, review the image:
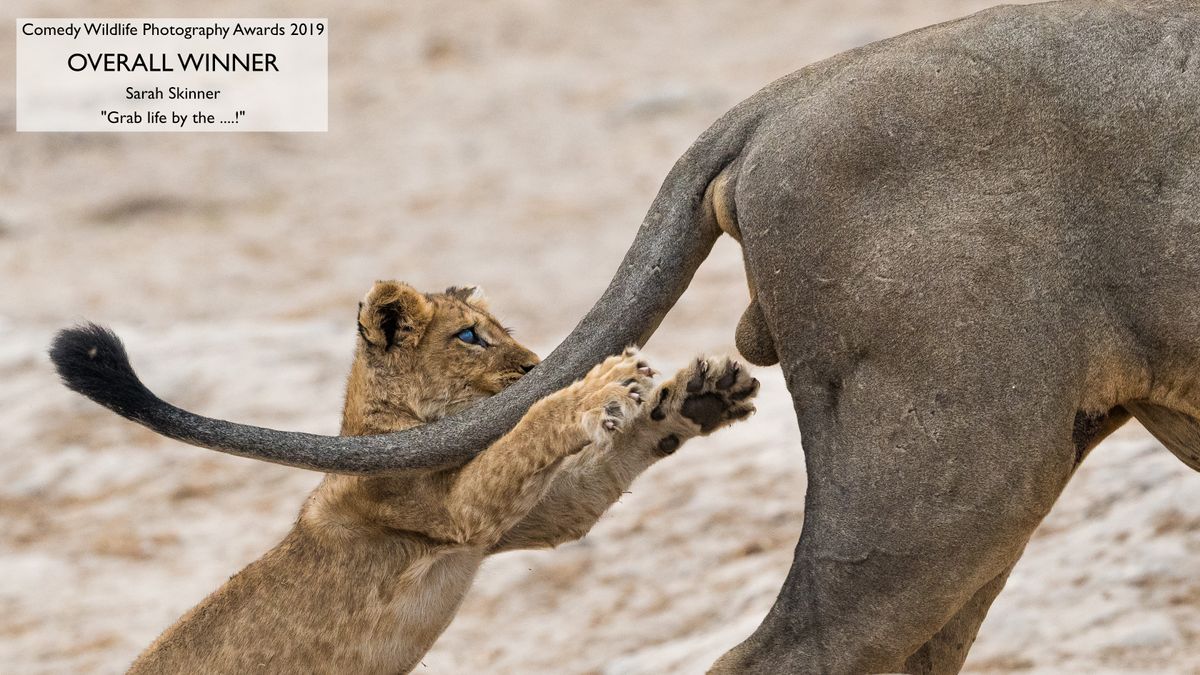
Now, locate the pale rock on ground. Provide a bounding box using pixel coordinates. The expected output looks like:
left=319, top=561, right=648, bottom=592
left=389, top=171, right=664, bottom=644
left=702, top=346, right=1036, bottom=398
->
left=1, top=0, right=1196, bottom=673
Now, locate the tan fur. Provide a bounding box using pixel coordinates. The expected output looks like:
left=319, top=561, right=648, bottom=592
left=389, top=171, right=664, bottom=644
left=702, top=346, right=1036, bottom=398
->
left=128, top=281, right=758, bottom=674
left=707, top=165, right=740, bottom=243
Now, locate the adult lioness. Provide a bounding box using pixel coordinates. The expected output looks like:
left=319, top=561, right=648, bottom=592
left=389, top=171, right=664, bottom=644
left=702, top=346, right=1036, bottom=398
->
left=51, top=1, right=1200, bottom=672
left=54, top=281, right=758, bottom=673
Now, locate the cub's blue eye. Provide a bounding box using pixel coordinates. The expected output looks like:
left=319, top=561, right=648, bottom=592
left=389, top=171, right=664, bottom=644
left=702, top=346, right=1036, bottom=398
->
left=456, top=328, right=481, bottom=345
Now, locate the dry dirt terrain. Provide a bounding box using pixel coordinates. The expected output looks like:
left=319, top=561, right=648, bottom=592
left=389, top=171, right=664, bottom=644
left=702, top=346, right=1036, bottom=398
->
left=2, top=1, right=1198, bottom=673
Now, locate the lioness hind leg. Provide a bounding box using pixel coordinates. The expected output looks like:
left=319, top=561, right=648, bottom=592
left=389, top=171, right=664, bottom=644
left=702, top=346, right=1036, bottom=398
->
left=901, top=563, right=1016, bottom=675
left=710, top=367, right=1080, bottom=674
left=901, top=404, right=1133, bottom=674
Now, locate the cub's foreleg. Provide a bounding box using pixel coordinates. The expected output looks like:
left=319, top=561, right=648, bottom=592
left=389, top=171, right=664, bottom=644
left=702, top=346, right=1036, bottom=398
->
left=443, top=350, right=655, bottom=547
left=492, top=355, right=759, bottom=552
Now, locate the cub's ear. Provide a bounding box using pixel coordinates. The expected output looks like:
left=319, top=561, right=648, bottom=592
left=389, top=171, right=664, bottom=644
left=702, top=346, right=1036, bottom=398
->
left=358, top=281, right=433, bottom=350
left=445, top=285, right=488, bottom=309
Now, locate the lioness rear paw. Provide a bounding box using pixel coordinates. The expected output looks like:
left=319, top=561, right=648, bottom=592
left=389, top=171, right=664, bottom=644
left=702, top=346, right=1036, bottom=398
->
left=652, top=356, right=758, bottom=437
left=577, top=348, right=655, bottom=445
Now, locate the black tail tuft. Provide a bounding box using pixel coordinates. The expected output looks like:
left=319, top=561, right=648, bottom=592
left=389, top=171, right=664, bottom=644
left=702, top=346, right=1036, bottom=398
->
left=49, top=323, right=158, bottom=419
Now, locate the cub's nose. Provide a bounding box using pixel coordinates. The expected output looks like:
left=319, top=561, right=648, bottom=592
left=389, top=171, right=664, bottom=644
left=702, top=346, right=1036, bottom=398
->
left=520, top=363, right=536, bottom=374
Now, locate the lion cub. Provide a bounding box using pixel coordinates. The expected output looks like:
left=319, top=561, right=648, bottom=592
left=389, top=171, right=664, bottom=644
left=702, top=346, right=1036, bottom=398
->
left=129, top=281, right=759, bottom=674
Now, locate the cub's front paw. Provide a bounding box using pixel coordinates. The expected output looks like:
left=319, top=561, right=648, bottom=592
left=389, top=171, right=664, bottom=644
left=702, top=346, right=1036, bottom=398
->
left=577, top=348, right=656, bottom=445
left=652, top=356, right=758, bottom=442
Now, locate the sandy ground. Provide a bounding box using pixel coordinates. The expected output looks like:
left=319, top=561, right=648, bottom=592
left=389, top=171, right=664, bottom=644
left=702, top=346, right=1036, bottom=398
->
left=2, top=0, right=1198, bottom=672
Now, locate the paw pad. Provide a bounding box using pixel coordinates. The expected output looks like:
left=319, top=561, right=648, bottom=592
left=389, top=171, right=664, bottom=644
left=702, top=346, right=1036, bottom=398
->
left=667, top=357, right=759, bottom=435
left=657, top=434, right=681, bottom=455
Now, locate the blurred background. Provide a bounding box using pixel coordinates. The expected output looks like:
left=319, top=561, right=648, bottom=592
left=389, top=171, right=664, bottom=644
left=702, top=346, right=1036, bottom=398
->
left=2, top=1, right=1197, bottom=672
